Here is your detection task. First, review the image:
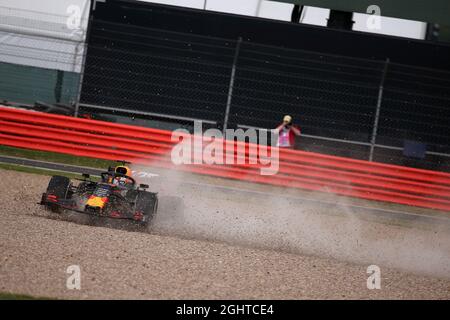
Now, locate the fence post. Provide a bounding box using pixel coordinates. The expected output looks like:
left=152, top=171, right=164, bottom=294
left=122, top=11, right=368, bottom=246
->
left=223, top=37, right=242, bottom=133
left=369, top=58, right=390, bottom=162
left=73, top=1, right=95, bottom=117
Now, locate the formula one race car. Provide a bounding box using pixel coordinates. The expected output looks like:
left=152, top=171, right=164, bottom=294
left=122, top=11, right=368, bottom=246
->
left=39, top=162, right=158, bottom=226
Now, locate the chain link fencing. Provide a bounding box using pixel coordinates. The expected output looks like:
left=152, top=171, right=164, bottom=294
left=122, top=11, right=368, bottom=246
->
left=80, top=19, right=236, bottom=129
left=79, top=13, right=450, bottom=171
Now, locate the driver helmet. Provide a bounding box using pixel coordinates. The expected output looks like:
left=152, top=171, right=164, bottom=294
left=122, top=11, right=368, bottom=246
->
left=115, top=166, right=132, bottom=176
left=112, top=166, right=132, bottom=186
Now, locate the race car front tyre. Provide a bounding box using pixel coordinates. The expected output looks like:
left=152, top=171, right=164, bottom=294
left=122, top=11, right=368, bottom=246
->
left=135, top=192, right=158, bottom=226
left=45, top=175, right=71, bottom=213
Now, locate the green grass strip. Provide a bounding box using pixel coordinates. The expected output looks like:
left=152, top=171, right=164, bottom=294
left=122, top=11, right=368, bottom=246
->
left=0, top=163, right=100, bottom=181
left=0, top=291, right=53, bottom=300
left=0, top=145, right=111, bottom=169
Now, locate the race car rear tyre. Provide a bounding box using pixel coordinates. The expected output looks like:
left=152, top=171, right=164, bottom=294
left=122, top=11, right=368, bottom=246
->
left=45, top=175, right=71, bottom=213
left=135, top=192, right=158, bottom=226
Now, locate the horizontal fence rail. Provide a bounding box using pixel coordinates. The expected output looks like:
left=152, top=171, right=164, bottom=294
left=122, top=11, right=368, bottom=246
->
left=1, top=106, right=450, bottom=211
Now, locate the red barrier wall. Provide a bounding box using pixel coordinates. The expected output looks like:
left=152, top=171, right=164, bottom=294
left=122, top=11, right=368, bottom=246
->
left=1, top=106, right=450, bottom=211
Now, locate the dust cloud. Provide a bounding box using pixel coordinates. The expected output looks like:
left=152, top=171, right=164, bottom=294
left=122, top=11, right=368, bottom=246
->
left=132, top=163, right=450, bottom=280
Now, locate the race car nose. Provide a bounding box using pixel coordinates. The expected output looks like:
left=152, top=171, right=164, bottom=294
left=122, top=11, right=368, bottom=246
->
left=86, top=196, right=108, bottom=208
left=85, top=205, right=101, bottom=214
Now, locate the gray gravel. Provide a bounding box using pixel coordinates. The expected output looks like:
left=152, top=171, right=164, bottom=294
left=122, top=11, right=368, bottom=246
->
left=0, top=169, right=449, bottom=299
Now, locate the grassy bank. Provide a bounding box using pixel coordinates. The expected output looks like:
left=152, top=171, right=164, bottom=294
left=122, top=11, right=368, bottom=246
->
left=0, top=163, right=99, bottom=180
left=0, top=292, right=53, bottom=300
left=0, top=145, right=111, bottom=169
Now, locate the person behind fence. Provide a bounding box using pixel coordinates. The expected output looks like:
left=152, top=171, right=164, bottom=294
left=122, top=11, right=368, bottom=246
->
left=276, top=115, right=301, bottom=148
